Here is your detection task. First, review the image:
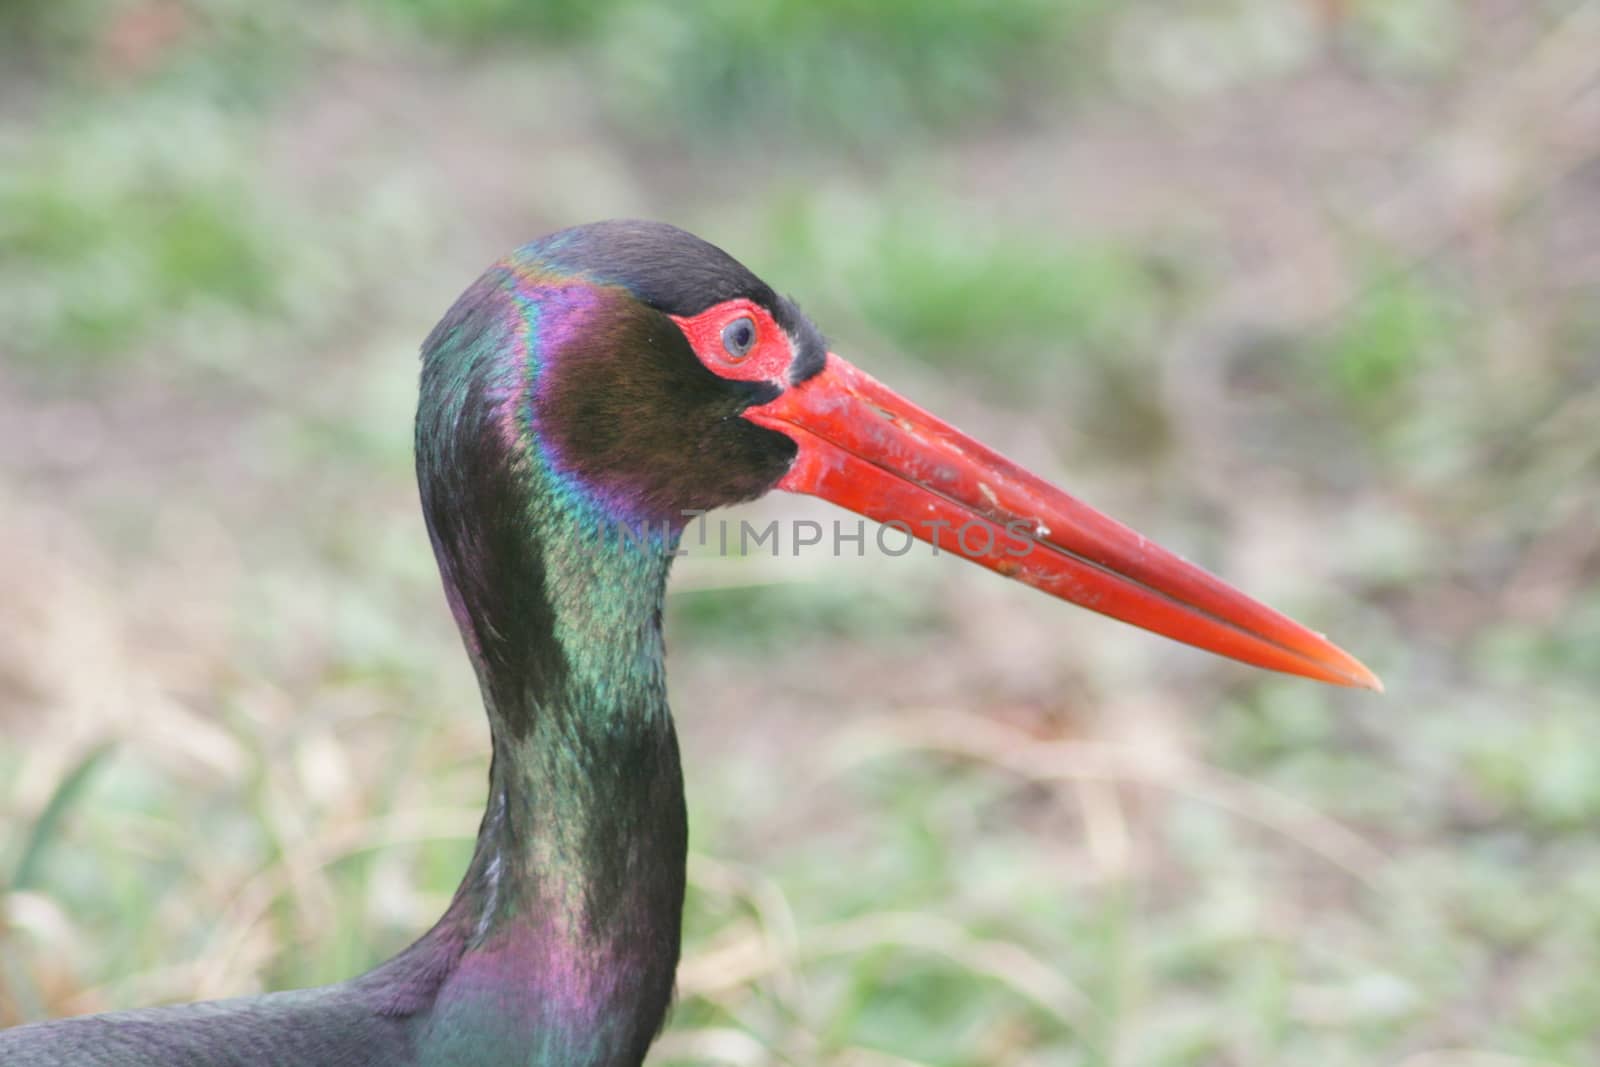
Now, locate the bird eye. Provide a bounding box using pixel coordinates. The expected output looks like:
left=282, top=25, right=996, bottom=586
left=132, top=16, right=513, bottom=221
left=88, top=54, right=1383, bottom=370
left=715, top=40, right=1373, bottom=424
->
left=721, top=317, right=757, bottom=359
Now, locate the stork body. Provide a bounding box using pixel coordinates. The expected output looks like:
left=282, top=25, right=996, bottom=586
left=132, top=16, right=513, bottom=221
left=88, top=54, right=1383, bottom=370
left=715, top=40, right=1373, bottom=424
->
left=1, top=221, right=1376, bottom=1066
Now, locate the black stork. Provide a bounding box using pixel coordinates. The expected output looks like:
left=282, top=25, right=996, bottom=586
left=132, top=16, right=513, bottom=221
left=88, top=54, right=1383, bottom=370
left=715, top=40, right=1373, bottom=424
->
left=0, top=220, right=1379, bottom=1066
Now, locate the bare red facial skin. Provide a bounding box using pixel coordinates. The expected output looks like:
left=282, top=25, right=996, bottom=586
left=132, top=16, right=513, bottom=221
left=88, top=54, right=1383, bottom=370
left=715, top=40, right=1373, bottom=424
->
left=742, top=352, right=1383, bottom=691
left=670, top=299, right=795, bottom=384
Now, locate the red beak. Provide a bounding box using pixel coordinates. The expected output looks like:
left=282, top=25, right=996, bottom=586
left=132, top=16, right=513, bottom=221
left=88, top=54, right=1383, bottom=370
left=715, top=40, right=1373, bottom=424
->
left=746, top=353, right=1381, bottom=690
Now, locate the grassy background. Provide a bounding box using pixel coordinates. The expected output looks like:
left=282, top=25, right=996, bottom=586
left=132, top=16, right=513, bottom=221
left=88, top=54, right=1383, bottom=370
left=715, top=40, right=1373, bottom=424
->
left=2, top=1, right=1599, bottom=1064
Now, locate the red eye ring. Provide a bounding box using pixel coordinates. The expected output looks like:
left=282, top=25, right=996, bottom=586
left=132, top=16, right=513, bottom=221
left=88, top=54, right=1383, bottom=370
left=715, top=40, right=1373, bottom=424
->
left=672, top=300, right=790, bottom=383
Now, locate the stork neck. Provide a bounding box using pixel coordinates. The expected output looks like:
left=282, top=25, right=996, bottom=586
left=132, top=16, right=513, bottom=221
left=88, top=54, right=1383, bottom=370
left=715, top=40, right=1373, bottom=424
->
left=408, top=275, right=692, bottom=1063
left=417, top=506, right=687, bottom=1067
left=468, top=520, right=682, bottom=937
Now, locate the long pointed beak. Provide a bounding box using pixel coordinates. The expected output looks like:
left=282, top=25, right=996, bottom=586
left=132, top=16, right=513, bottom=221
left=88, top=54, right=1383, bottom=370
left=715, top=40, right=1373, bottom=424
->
left=745, top=353, right=1381, bottom=690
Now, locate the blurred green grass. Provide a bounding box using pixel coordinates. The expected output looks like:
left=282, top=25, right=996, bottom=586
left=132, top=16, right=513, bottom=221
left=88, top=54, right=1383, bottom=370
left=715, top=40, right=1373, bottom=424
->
left=3, top=1, right=1600, bottom=1065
